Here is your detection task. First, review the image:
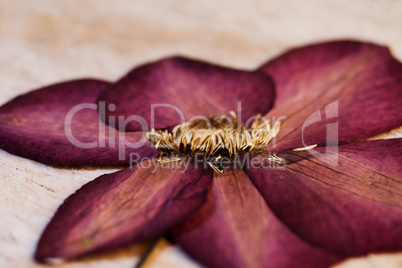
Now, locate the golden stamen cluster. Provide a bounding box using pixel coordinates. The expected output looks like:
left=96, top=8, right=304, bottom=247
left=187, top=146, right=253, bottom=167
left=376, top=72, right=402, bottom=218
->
left=146, top=112, right=281, bottom=173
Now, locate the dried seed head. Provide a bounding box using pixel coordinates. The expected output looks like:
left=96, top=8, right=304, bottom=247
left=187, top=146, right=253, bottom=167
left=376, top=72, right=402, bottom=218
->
left=146, top=112, right=281, bottom=166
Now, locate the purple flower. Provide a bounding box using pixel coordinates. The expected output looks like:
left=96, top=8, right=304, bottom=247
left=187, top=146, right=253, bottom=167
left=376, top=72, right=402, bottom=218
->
left=1, top=40, right=401, bottom=268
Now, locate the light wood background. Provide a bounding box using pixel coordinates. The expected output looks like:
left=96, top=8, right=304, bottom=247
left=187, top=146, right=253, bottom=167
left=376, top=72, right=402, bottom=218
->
left=1, top=1, right=402, bottom=267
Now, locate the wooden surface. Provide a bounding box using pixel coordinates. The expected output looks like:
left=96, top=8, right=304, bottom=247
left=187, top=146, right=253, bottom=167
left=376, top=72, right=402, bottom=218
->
left=1, top=1, right=402, bottom=267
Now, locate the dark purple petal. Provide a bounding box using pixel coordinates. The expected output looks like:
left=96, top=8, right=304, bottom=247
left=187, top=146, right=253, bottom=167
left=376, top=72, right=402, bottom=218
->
left=258, top=40, right=402, bottom=151
left=35, top=161, right=212, bottom=263
left=0, top=79, right=157, bottom=166
left=172, top=169, right=341, bottom=268
left=246, top=139, right=402, bottom=256
left=98, top=56, right=275, bottom=131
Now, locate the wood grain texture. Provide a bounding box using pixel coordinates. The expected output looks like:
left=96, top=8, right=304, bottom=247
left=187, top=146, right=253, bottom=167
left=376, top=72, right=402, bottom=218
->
left=0, top=0, right=401, bottom=267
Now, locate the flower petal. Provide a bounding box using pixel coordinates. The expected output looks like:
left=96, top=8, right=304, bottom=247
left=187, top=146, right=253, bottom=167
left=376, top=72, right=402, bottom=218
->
left=98, top=56, right=275, bottom=131
left=0, top=79, right=157, bottom=166
left=172, top=169, right=341, bottom=268
left=35, top=160, right=212, bottom=263
left=258, top=40, right=402, bottom=151
left=245, top=139, right=402, bottom=256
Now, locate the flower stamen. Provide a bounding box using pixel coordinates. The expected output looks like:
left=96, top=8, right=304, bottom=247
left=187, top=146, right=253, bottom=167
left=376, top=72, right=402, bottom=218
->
left=292, top=144, right=318, bottom=151
left=147, top=112, right=281, bottom=171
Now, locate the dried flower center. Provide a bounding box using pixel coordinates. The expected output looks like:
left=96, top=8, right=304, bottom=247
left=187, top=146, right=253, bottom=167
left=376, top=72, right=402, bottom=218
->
left=146, top=112, right=281, bottom=173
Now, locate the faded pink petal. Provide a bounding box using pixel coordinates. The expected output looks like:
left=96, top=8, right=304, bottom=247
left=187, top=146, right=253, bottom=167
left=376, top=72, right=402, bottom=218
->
left=98, top=56, right=275, bottom=131
left=35, top=160, right=212, bottom=262
left=246, top=139, right=402, bottom=256
left=0, top=79, right=157, bottom=166
left=258, top=40, right=402, bottom=151
left=172, top=169, right=341, bottom=268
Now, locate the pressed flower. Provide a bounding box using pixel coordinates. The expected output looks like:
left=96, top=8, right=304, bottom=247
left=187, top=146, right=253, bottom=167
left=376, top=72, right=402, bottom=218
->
left=0, top=40, right=401, bottom=268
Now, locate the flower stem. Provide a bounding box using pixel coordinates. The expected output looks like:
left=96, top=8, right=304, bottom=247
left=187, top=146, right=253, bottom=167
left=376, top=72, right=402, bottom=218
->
left=134, top=235, right=162, bottom=268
